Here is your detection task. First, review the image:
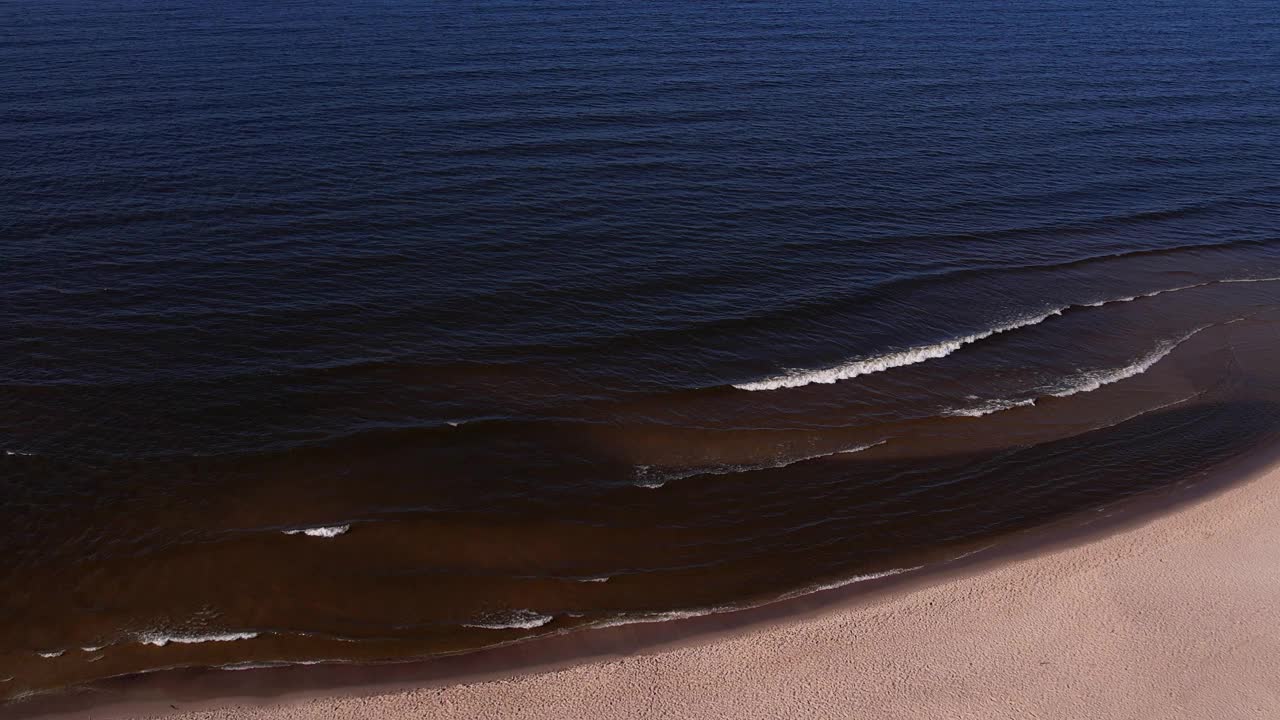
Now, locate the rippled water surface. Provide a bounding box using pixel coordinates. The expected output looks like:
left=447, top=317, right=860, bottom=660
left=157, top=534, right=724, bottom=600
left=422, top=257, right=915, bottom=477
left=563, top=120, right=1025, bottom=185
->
left=3, top=0, right=1280, bottom=701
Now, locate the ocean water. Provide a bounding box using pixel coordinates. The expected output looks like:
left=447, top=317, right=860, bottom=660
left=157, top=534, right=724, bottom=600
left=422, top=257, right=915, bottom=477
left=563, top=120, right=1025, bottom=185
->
left=3, top=0, right=1280, bottom=701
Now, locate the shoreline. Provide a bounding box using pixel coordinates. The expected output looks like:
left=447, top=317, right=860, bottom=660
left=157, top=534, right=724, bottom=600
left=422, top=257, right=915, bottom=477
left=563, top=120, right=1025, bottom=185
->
left=13, top=430, right=1280, bottom=720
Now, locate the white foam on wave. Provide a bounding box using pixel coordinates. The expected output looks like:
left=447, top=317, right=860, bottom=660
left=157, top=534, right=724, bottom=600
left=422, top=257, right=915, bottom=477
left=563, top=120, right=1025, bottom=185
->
left=4, top=450, right=33, bottom=457
left=734, top=310, right=1064, bottom=391
left=576, top=576, right=611, bottom=583
left=138, top=631, right=260, bottom=647
left=1221, top=275, right=1280, bottom=285
left=948, top=544, right=997, bottom=562
left=283, top=524, right=350, bottom=538
left=1046, top=326, right=1207, bottom=399
left=219, top=659, right=330, bottom=671
left=635, top=440, right=888, bottom=489
left=36, top=650, right=64, bottom=658
left=940, top=326, right=1210, bottom=418
left=780, top=565, right=924, bottom=599
left=592, top=564, right=923, bottom=629
left=837, top=440, right=889, bottom=453
left=81, top=645, right=103, bottom=652
left=1081, top=276, right=1280, bottom=311
left=463, top=609, right=554, bottom=630
left=1081, top=281, right=1210, bottom=307
left=589, top=606, right=732, bottom=629
left=732, top=274, right=1277, bottom=393
left=944, top=398, right=1037, bottom=418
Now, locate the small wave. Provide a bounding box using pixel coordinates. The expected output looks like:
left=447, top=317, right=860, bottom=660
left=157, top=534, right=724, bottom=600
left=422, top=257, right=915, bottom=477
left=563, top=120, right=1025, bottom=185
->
left=575, top=576, right=610, bottom=583
left=948, top=544, right=997, bottom=562
left=36, top=650, right=64, bottom=658
left=734, top=310, right=1064, bottom=391
left=443, top=415, right=508, bottom=428
left=942, top=328, right=1209, bottom=417
left=80, top=645, right=103, bottom=652
left=1221, top=275, right=1280, bottom=285
left=590, top=606, right=732, bottom=629
left=1046, top=326, right=1207, bottom=398
left=592, top=564, right=922, bottom=629
left=1079, top=390, right=1207, bottom=437
left=219, top=659, right=330, bottom=671
left=283, top=525, right=350, bottom=538
left=780, top=565, right=923, bottom=599
left=635, top=440, right=887, bottom=489
left=944, top=398, right=1037, bottom=418
left=732, top=273, right=1273, bottom=393
left=463, top=610, right=554, bottom=630
left=138, top=631, right=260, bottom=647
left=4, top=450, right=33, bottom=457
left=1081, top=281, right=1210, bottom=307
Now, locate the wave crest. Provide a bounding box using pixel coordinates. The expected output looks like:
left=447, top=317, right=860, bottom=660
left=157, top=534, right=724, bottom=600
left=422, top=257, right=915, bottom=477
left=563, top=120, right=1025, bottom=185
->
left=138, top=631, right=259, bottom=647
left=780, top=565, right=924, bottom=599
left=1046, top=326, right=1207, bottom=398
left=734, top=311, right=1063, bottom=391
left=463, top=610, right=554, bottom=630
left=944, top=398, right=1037, bottom=418
left=283, top=525, right=350, bottom=538
left=941, top=326, right=1210, bottom=418
left=733, top=275, right=1276, bottom=393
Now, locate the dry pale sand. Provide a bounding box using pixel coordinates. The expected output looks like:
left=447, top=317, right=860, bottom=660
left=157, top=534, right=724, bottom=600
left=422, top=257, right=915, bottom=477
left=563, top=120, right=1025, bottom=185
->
left=154, top=462, right=1280, bottom=720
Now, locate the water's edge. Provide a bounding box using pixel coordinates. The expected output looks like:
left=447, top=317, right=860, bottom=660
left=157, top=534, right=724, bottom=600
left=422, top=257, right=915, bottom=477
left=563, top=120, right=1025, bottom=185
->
left=14, top=431, right=1280, bottom=720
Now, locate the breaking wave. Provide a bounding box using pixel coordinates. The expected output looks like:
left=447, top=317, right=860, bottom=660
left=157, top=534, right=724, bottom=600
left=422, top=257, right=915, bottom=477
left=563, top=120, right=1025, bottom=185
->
left=592, top=564, right=923, bottom=629
left=463, top=610, right=555, bottom=630
left=944, top=398, right=1037, bottom=418
left=940, top=326, right=1210, bottom=419
left=137, top=631, right=260, bottom=647
left=1080, top=281, right=1210, bottom=307
left=780, top=565, right=924, bottom=599
left=1046, top=326, right=1207, bottom=398
left=283, top=525, right=350, bottom=538
left=219, top=659, right=332, bottom=671
left=589, top=606, right=732, bottom=629
left=734, top=310, right=1063, bottom=391
left=733, top=275, right=1277, bottom=393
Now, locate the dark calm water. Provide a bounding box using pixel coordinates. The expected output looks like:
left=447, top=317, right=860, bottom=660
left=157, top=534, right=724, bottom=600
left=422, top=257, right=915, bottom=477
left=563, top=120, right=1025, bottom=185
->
left=4, top=0, right=1280, bottom=701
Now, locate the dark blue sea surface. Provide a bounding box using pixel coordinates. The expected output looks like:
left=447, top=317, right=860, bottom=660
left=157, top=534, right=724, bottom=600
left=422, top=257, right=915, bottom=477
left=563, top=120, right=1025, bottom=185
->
left=3, top=0, right=1280, bottom=700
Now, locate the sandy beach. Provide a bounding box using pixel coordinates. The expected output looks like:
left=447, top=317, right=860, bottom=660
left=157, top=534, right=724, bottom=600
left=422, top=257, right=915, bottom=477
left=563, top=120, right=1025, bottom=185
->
left=53, top=449, right=1269, bottom=720
left=10, top=0, right=1280, bottom=717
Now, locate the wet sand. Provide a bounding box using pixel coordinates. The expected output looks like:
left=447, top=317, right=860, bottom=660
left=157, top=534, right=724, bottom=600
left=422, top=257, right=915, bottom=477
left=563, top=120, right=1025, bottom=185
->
left=52, top=446, right=1278, bottom=720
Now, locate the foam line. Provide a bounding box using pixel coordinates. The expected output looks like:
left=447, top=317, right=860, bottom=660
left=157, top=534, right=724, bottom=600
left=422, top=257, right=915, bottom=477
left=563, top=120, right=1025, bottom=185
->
left=463, top=610, right=554, bottom=630
left=733, top=275, right=1275, bottom=392
left=635, top=440, right=887, bottom=489
left=137, top=631, right=259, bottom=647
left=734, top=310, right=1063, bottom=391
left=283, top=524, right=350, bottom=538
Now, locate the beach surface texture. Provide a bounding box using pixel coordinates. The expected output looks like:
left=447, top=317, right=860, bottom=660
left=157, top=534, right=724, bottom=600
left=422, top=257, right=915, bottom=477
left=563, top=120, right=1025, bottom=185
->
left=139, top=462, right=1280, bottom=720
